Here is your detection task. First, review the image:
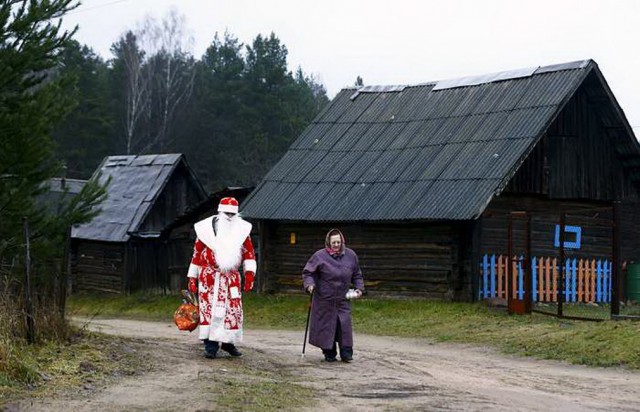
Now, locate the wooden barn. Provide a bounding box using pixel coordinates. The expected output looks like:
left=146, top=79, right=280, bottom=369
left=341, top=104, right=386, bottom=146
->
left=241, top=59, right=640, bottom=301
left=70, top=154, right=207, bottom=294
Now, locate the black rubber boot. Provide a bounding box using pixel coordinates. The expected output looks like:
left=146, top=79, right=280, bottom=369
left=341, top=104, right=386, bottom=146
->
left=221, top=343, right=242, bottom=357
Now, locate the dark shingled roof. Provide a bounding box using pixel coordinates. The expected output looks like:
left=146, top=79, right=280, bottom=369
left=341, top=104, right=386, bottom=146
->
left=241, top=60, right=640, bottom=221
left=72, top=154, right=204, bottom=242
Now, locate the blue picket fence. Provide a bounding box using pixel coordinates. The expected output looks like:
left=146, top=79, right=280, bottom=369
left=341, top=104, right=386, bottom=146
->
left=479, top=254, right=612, bottom=303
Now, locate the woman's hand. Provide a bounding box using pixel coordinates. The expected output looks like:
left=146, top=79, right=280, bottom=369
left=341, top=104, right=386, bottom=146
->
left=355, top=289, right=363, bottom=298
left=306, top=285, right=315, bottom=294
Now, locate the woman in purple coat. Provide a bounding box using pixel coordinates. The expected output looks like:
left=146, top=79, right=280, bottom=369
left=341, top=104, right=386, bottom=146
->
left=302, top=229, right=364, bottom=362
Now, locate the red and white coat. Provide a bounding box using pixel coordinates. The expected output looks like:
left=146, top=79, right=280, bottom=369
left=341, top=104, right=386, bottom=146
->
left=187, top=215, right=256, bottom=343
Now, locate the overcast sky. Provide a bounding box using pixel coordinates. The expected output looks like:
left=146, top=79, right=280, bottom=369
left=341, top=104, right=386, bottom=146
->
left=62, top=0, right=640, bottom=131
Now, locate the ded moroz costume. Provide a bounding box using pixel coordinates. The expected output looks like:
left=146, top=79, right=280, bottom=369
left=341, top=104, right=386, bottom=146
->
left=186, top=197, right=256, bottom=358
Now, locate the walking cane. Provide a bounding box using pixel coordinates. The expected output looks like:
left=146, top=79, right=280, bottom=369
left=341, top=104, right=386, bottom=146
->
left=302, top=290, right=313, bottom=358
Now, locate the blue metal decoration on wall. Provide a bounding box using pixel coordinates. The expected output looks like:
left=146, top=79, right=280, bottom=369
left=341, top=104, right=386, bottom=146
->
left=554, top=225, right=582, bottom=249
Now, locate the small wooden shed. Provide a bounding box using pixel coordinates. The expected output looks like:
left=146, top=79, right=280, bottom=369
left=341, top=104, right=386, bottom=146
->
left=241, top=60, right=640, bottom=300
left=70, top=154, right=207, bottom=293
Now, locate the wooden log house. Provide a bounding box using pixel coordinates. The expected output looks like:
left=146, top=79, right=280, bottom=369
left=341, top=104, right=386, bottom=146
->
left=241, top=60, right=640, bottom=300
left=70, top=154, right=207, bottom=294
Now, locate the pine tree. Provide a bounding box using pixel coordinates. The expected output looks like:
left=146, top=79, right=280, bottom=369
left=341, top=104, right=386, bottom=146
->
left=0, top=0, right=107, bottom=320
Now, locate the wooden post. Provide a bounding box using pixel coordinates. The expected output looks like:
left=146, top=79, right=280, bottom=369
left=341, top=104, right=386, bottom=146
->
left=58, top=225, right=72, bottom=318
left=23, top=217, right=35, bottom=344
left=611, top=201, right=621, bottom=315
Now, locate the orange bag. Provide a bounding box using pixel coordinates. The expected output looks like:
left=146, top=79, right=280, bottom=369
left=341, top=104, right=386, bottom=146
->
left=174, top=302, right=199, bottom=332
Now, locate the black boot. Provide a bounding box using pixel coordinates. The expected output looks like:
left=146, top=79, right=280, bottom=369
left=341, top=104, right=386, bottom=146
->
left=322, top=346, right=337, bottom=362
left=340, top=346, right=353, bottom=362
left=221, top=343, right=242, bottom=357
left=203, top=339, right=219, bottom=359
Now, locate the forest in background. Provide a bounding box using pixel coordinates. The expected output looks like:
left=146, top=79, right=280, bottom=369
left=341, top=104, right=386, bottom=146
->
left=52, top=9, right=330, bottom=191
left=0, top=0, right=331, bottom=351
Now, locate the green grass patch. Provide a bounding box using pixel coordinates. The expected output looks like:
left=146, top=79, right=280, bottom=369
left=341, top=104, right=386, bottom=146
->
left=67, top=293, right=640, bottom=369
left=0, top=332, right=151, bottom=404
left=203, top=362, right=314, bottom=411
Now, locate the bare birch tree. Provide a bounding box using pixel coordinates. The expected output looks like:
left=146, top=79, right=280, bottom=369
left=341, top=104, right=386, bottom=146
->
left=111, top=31, right=149, bottom=155
left=112, top=8, right=195, bottom=154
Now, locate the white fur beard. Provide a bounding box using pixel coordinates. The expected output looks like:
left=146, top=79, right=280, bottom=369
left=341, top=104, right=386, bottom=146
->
left=213, top=213, right=243, bottom=271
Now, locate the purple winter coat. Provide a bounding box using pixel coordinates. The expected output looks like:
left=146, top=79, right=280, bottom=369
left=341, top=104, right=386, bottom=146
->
left=302, top=229, right=364, bottom=350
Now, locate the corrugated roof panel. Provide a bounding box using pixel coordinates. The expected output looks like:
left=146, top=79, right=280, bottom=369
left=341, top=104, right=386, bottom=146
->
left=426, top=87, right=469, bottom=118
left=411, top=88, right=450, bottom=120
left=358, top=92, right=407, bottom=123
left=299, top=182, right=338, bottom=219
left=467, top=81, right=512, bottom=114
left=241, top=61, right=601, bottom=222
left=314, top=90, right=357, bottom=123
left=483, top=138, right=535, bottom=180
left=388, top=120, right=422, bottom=149
left=406, top=118, right=447, bottom=148
left=450, top=84, right=490, bottom=116
left=258, top=182, right=299, bottom=219
left=413, top=179, right=500, bottom=219
left=367, top=182, right=415, bottom=220
left=332, top=123, right=377, bottom=151
left=332, top=183, right=374, bottom=220
left=459, top=139, right=509, bottom=179
left=302, top=151, right=347, bottom=183
left=497, top=106, right=557, bottom=139
left=307, top=183, right=353, bottom=221
left=290, top=122, right=333, bottom=150
left=336, top=93, right=380, bottom=123
left=448, top=114, right=488, bottom=143
left=467, top=112, right=510, bottom=141
left=281, top=150, right=328, bottom=183
left=273, top=183, right=320, bottom=219
left=330, top=152, right=365, bottom=181
left=417, top=143, right=466, bottom=180
left=342, top=151, right=384, bottom=182
left=461, top=179, right=501, bottom=218
left=262, top=150, right=308, bottom=181
left=376, top=90, right=419, bottom=122
left=421, top=180, right=462, bottom=219
left=428, top=117, right=467, bottom=145
left=438, top=142, right=489, bottom=179
left=517, top=70, right=584, bottom=108
left=388, top=180, right=436, bottom=219
left=239, top=181, right=272, bottom=217
left=315, top=123, right=352, bottom=150
left=393, top=85, right=436, bottom=121
left=397, top=145, right=445, bottom=181
left=362, top=150, right=400, bottom=183
left=377, top=148, right=421, bottom=182
left=349, top=182, right=393, bottom=219
left=486, top=78, right=532, bottom=112
left=369, top=123, right=406, bottom=150
left=350, top=123, right=388, bottom=151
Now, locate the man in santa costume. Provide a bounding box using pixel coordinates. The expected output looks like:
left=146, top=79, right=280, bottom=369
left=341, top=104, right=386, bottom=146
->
left=187, top=197, right=256, bottom=359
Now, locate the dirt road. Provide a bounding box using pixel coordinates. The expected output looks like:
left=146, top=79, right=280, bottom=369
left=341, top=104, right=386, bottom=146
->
left=14, top=318, right=640, bottom=411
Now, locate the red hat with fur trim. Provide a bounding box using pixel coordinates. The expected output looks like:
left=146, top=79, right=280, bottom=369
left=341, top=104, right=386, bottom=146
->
left=218, top=197, right=239, bottom=214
